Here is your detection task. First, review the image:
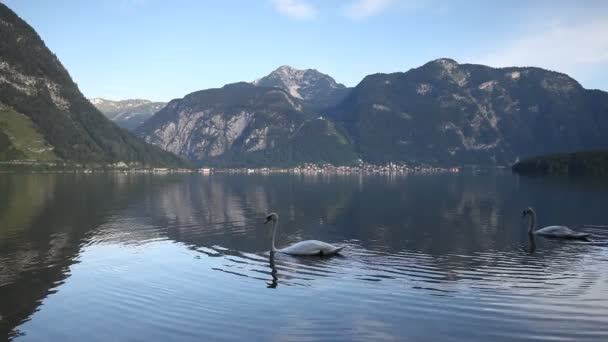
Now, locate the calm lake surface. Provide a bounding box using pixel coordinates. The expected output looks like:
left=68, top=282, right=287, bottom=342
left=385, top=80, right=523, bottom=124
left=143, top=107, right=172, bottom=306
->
left=1, top=172, right=608, bottom=341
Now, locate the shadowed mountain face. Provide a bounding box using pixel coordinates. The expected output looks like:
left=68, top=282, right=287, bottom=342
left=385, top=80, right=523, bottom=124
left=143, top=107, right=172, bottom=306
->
left=90, top=98, right=166, bottom=131
left=0, top=4, right=186, bottom=167
left=253, top=65, right=351, bottom=112
left=331, top=58, right=608, bottom=166
left=136, top=83, right=356, bottom=167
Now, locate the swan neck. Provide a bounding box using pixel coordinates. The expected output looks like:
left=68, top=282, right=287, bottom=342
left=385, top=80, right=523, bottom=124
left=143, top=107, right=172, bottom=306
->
left=271, top=218, right=278, bottom=252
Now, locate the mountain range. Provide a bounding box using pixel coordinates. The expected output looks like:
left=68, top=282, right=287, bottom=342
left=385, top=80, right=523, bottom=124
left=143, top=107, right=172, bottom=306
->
left=3, top=1, right=608, bottom=169
left=138, top=59, right=608, bottom=167
left=90, top=98, right=166, bottom=131
left=0, top=3, right=186, bottom=168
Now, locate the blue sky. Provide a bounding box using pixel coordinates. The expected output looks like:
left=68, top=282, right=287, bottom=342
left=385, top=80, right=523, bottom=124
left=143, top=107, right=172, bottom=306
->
left=4, top=0, right=608, bottom=101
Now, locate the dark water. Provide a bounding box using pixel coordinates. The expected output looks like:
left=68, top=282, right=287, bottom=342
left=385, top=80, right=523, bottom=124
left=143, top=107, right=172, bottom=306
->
left=1, top=172, right=608, bottom=341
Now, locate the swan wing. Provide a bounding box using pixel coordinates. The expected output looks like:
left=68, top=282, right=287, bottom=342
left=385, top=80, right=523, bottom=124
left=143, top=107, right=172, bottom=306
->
left=536, top=225, right=573, bottom=236
left=278, top=240, right=343, bottom=256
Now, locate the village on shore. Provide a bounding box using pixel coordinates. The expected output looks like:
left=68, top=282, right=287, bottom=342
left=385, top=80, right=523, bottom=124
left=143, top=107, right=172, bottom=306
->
left=209, top=162, right=459, bottom=175
left=1, top=160, right=461, bottom=174
left=150, top=162, right=460, bottom=175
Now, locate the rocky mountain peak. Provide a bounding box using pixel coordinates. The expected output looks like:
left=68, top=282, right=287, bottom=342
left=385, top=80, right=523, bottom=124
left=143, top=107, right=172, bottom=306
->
left=274, top=65, right=306, bottom=78
left=431, top=58, right=459, bottom=68
left=252, top=65, right=350, bottom=111
left=415, top=57, right=469, bottom=86
left=89, top=98, right=105, bottom=105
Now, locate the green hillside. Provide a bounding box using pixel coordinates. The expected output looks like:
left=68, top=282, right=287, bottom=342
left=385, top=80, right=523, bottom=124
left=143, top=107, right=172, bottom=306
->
left=0, top=105, right=58, bottom=161
left=0, top=3, right=187, bottom=168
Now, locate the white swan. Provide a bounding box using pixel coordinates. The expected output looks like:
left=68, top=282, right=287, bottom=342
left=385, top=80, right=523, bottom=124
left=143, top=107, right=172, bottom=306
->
left=523, top=207, right=590, bottom=240
left=264, top=213, right=344, bottom=256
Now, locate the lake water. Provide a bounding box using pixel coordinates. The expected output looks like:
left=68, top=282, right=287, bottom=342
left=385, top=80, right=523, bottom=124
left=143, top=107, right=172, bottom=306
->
left=1, top=172, right=608, bottom=341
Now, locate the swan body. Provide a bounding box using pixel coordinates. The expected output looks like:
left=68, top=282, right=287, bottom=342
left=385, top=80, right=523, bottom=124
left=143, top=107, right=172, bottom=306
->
left=265, top=213, right=344, bottom=256
left=276, top=240, right=344, bottom=256
left=523, top=207, right=590, bottom=240
left=534, top=225, right=589, bottom=239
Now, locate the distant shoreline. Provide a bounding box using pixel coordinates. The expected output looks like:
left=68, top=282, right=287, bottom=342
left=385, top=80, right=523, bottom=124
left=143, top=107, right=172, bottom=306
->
left=0, top=162, right=463, bottom=175
left=512, top=150, right=608, bottom=176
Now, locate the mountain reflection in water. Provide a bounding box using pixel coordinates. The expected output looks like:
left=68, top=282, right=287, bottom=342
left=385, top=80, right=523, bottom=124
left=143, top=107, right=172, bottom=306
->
left=1, top=172, right=608, bottom=341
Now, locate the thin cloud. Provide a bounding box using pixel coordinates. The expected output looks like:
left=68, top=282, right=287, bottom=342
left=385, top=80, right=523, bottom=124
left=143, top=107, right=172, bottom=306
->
left=343, top=0, right=395, bottom=20
left=479, top=19, right=608, bottom=71
left=272, top=0, right=317, bottom=20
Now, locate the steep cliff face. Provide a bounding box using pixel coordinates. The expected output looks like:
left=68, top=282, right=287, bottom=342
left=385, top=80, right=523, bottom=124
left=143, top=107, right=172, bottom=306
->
left=90, top=98, right=166, bottom=131
left=331, top=58, right=608, bottom=165
left=0, top=3, right=186, bottom=167
left=136, top=82, right=356, bottom=166
left=253, top=65, right=351, bottom=112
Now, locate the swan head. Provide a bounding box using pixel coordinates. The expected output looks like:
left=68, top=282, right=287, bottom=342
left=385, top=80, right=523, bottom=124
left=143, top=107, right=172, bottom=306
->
left=264, top=212, right=279, bottom=224
left=522, top=207, right=535, bottom=218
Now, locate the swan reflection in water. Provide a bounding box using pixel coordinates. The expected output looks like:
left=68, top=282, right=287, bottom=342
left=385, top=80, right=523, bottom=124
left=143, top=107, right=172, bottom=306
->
left=525, top=233, right=536, bottom=255
left=264, top=249, right=346, bottom=289
left=267, top=251, right=278, bottom=289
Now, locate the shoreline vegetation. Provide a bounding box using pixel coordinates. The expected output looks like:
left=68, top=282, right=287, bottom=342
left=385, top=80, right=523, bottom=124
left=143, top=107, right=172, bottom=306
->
left=511, top=150, right=608, bottom=176
left=0, top=161, right=461, bottom=175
